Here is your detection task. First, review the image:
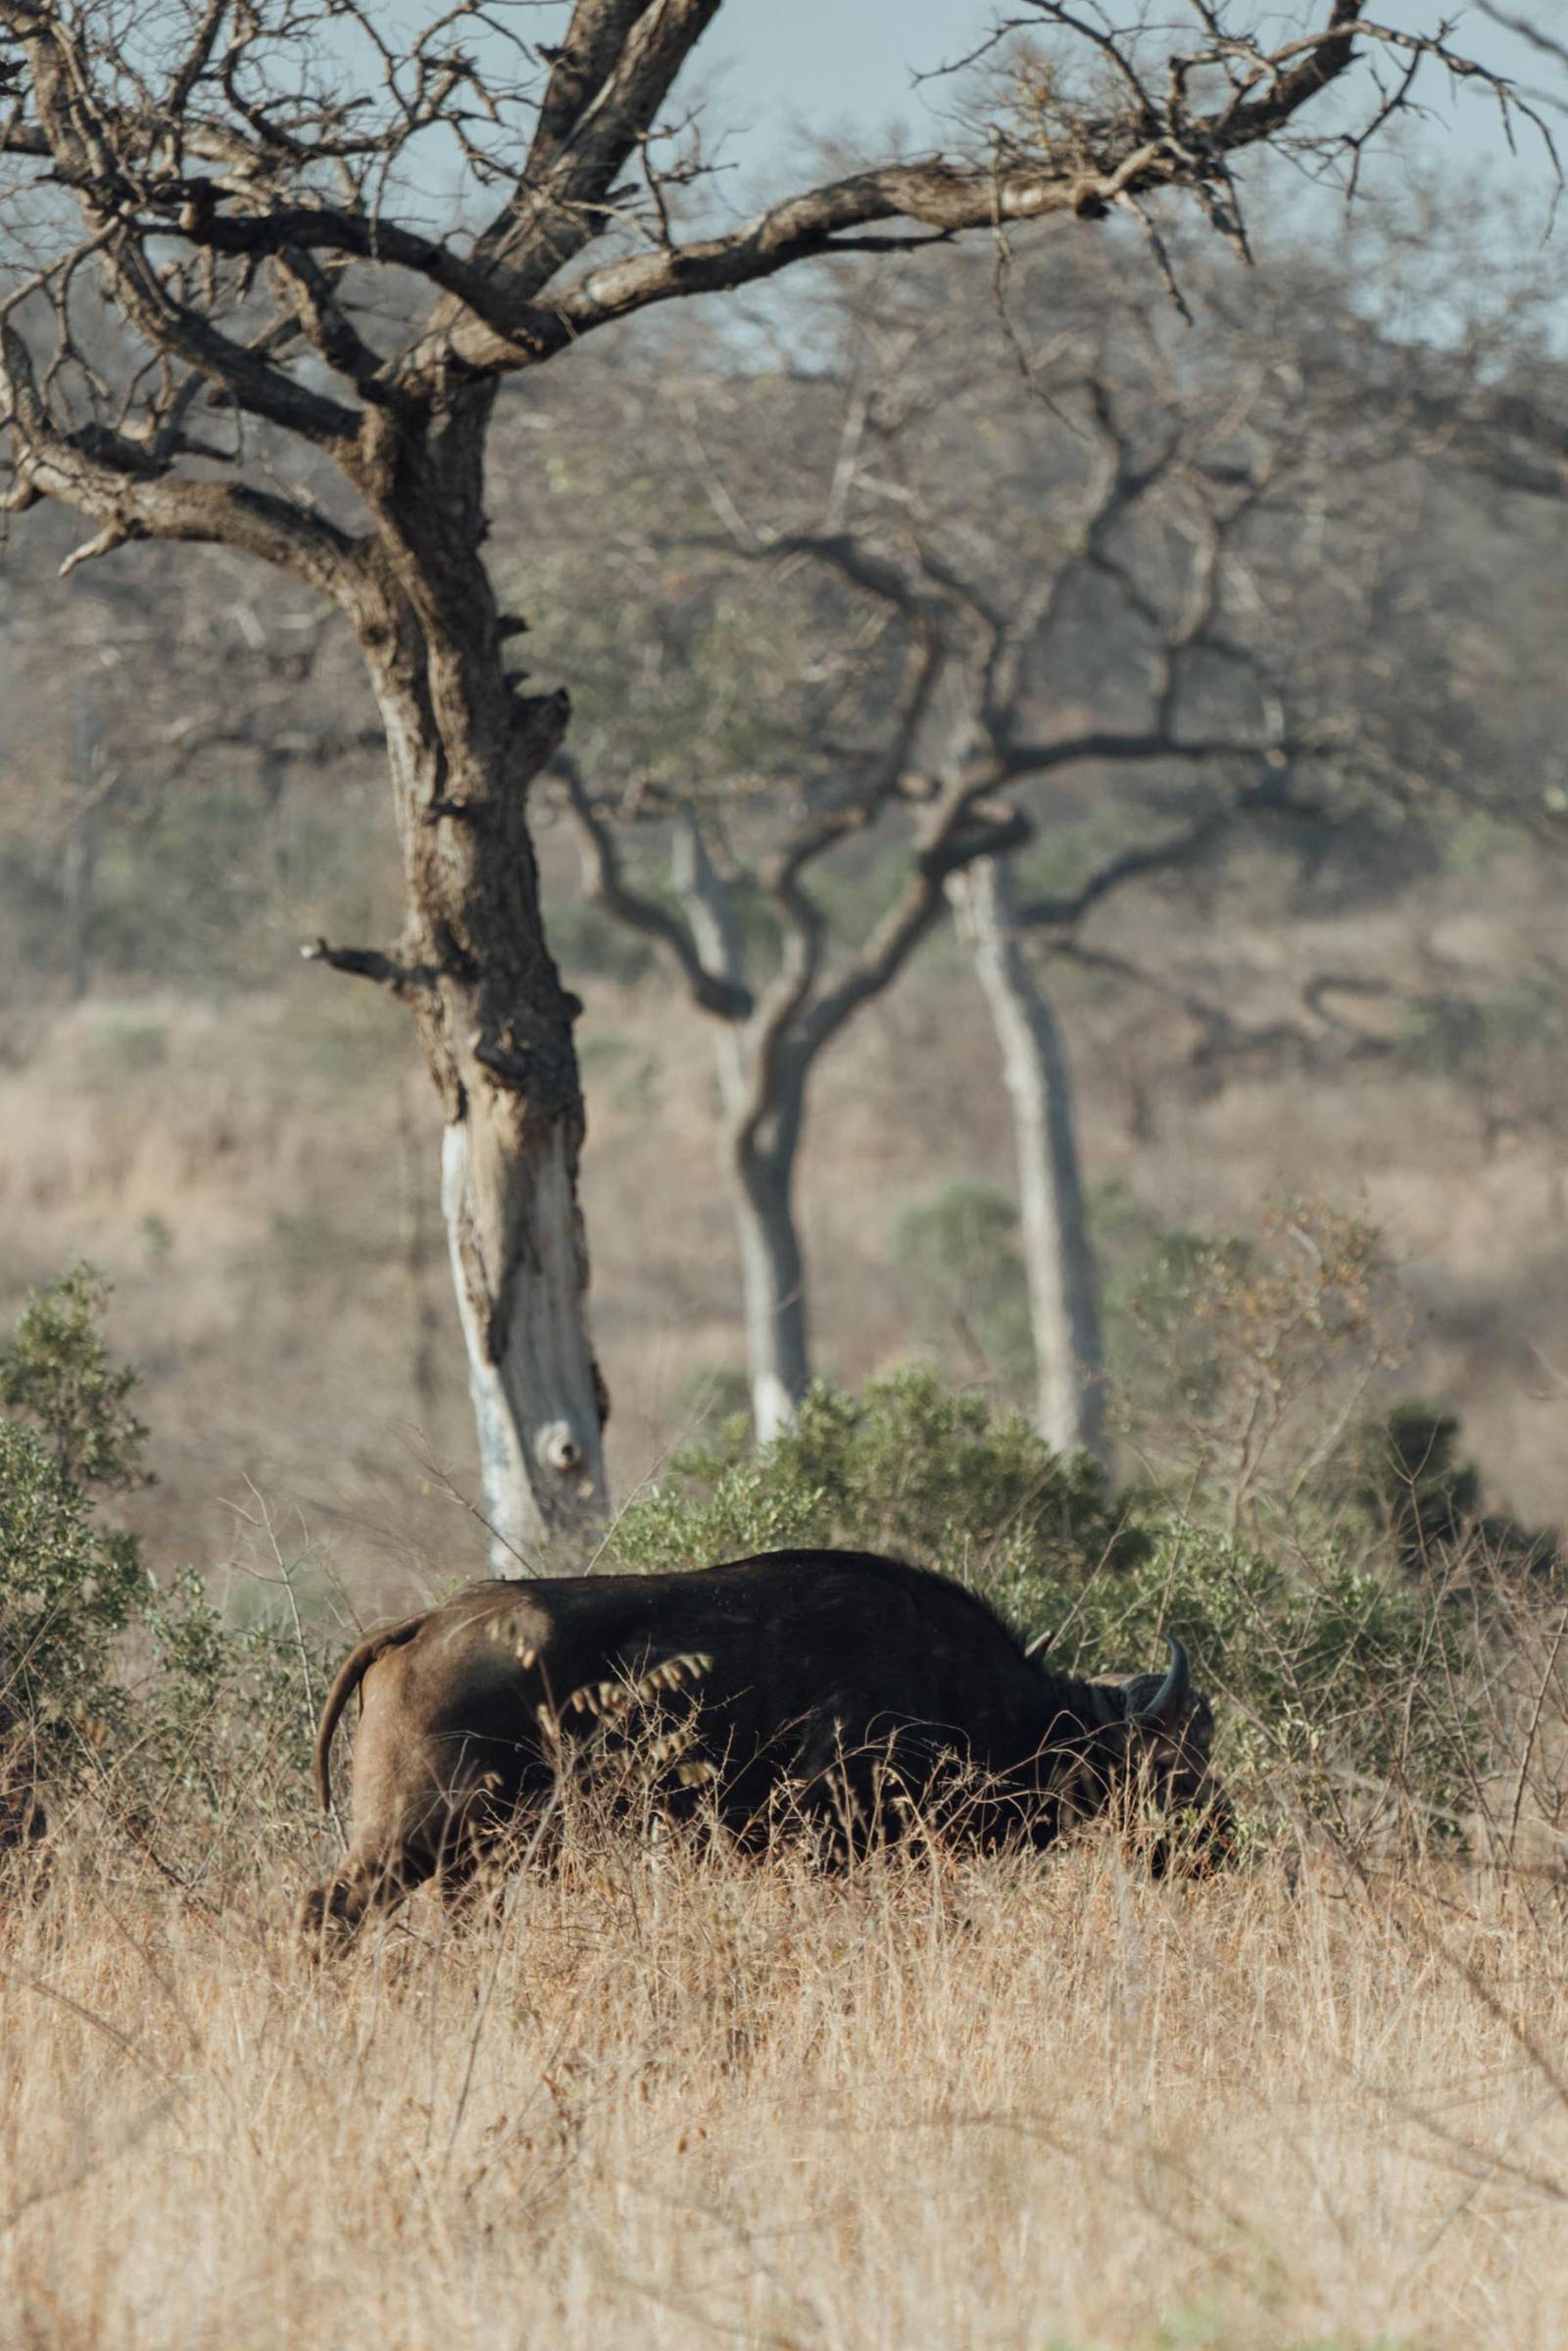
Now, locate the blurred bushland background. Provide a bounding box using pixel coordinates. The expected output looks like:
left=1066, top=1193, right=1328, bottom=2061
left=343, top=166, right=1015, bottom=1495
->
left=5, top=195, right=1568, bottom=1604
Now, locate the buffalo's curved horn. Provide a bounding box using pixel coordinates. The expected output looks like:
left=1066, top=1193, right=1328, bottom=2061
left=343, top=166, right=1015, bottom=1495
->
left=1024, top=1627, right=1054, bottom=1660
left=1129, top=1635, right=1190, bottom=1730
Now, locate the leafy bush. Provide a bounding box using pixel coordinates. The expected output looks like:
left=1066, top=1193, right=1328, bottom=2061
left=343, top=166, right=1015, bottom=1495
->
left=614, top=1365, right=1136, bottom=1592
left=1088, top=1519, right=1482, bottom=1843
left=611, top=1365, right=1490, bottom=1843
left=0, top=1260, right=149, bottom=1489
left=0, top=1267, right=325, bottom=1851
left=0, top=1419, right=147, bottom=1784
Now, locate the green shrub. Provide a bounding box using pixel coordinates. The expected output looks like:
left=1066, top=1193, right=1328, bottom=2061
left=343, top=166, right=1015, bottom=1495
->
left=0, top=1267, right=325, bottom=1847
left=612, top=1366, right=1487, bottom=1842
left=613, top=1366, right=1141, bottom=1630
left=0, top=1419, right=147, bottom=1783
left=1093, top=1518, right=1482, bottom=1840
left=0, top=1261, right=149, bottom=1490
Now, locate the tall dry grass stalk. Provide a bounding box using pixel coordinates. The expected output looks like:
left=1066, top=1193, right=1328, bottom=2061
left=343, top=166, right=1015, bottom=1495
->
left=5, top=1814, right=1568, bottom=2350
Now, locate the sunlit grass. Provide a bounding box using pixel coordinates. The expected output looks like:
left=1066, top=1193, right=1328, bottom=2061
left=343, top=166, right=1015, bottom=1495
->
left=4, top=1820, right=1566, bottom=2350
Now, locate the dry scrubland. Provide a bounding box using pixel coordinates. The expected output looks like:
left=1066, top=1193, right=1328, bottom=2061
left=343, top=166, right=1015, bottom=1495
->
left=3, top=1825, right=1567, bottom=2351
left=2, top=833, right=1567, bottom=1601
left=5, top=728, right=1568, bottom=2347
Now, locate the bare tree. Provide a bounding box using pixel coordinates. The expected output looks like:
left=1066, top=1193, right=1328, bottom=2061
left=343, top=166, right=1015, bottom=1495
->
left=0, top=1, right=1523, bottom=1560
left=558, top=194, right=1568, bottom=1459
left=562, top=710, right=1030, bottom=1442
left=559, top=287, right=1311, bottom=1447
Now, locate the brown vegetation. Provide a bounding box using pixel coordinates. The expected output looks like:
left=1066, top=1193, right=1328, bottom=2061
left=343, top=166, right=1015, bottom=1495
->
left=5, top=1815, right=1568, bottom=2348
left=1, top=814, right=1563, bottom=1603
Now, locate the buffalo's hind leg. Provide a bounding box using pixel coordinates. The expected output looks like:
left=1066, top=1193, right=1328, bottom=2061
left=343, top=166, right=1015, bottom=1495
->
left=434, top=1788, right=564, bottom=1929
left=297, top=1838, right=437, bottom=1953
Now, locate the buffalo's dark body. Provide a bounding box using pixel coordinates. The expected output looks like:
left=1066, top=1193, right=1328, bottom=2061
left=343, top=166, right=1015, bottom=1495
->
left=301, top=1549, right=1226, bottom=1938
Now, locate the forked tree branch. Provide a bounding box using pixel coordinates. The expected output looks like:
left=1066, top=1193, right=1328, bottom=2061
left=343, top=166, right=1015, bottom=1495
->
left=792, top=788, right=1034, bottom=1064
left=557, top=750, right=754, bottom=1020
left=0, top=319, right=358, bottom=590
left=0, top=0, right=1538, bottom=582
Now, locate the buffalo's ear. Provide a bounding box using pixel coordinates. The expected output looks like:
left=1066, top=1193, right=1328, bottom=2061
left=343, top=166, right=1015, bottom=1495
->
left=1122, top=1636, right=1191, bottom=1733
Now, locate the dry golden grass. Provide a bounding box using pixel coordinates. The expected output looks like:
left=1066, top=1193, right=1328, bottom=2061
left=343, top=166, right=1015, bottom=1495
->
left=5, top=1824, right=1568, bottom=2350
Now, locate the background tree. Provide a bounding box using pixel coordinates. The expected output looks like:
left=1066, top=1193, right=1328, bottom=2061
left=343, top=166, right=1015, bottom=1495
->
left=562, top=677, right=1030, bottom=1442
left=787, top=221, right=1568, bottom=1461
left=0, top=0, right=1514, bottom=1564
left=547, top=228, right=1383, bottom=1456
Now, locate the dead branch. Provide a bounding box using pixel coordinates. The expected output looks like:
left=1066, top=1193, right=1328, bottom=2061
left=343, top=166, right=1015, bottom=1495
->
left=557, top=751, right=753, bottom=1021
left=299, top=939, right=437, bottom=998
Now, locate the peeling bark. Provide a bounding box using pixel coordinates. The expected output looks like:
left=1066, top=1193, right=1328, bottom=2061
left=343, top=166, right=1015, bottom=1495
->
left=352, top=476, right=609, bottom=1568
left=441, top=1115, right=605, bottom=1567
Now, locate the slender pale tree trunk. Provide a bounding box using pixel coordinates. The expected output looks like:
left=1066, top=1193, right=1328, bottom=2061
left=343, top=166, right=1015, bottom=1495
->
left=730, top=1121, right=810, bottom=1444
left=673, top=820, right=810, bottom=1443
left=949, top=856, right=1107, bottom=1464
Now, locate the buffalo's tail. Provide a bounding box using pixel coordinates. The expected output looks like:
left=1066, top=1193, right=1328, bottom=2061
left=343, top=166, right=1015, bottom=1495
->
left=314, top=1613, right=426, bottom=1812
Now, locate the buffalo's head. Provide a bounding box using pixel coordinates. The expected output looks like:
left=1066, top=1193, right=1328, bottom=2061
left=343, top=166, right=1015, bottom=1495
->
left=1029, top=1634, right=1234, bottom=1870
left=1113, top=1636, right=1234, bottom=1872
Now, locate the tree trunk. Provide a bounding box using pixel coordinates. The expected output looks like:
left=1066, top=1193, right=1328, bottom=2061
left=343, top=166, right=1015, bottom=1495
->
left=350, top=480, right=608, bottom=1571
left=731, top=1126, right=810, bottom=1445
left=673, top=820, right=811, bottom=1443
left=950, top=856, right=1107, bottom=1465
left=439, top=1107, right=606, bottom=1568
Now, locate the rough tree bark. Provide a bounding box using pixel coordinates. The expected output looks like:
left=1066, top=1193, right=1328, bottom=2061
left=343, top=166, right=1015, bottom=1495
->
left=949, top=856, right=1106, bottom=1463
left=325, top=447, right=610, bottom=1565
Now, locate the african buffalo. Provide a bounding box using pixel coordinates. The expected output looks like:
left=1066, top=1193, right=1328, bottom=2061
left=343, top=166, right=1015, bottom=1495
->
left=299, top=1548, right=1230, bottom=1940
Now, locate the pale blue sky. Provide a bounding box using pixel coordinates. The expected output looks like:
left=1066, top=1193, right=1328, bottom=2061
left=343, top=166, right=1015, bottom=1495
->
left=374, top=4, right=1563, bottom=263
left=696, top=1, right=1558, bottom=197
